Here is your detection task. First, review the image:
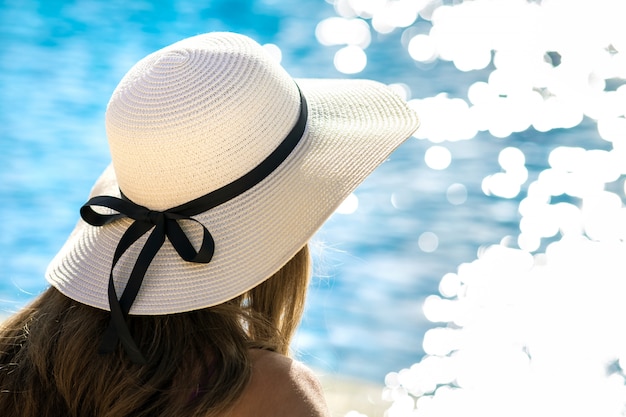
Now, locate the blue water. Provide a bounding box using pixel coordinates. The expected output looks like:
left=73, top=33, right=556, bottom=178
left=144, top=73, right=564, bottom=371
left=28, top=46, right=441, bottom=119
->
left=0, top=0, right=606, bottom=382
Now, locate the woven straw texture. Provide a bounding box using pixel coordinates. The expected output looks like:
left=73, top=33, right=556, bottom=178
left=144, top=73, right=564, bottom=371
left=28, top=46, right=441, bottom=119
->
left=45, top=32, right=420, bottom=315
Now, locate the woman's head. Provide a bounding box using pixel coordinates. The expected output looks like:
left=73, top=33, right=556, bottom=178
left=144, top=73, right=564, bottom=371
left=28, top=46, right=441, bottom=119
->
left=43, top=31, right=419, bottom=361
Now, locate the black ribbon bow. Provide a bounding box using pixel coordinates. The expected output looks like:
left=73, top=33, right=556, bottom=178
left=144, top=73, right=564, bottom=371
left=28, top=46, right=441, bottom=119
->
left=80, top=87, right=307, bottom=364
left=80, top=196, right=215, bottom=364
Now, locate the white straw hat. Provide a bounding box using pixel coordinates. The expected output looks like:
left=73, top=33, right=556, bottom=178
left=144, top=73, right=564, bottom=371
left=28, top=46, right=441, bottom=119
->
left=45, top=32, right=419, bottom=322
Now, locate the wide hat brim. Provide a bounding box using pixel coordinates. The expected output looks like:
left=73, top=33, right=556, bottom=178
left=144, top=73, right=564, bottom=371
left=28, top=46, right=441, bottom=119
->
left=45, top=78, right=419, bottom=315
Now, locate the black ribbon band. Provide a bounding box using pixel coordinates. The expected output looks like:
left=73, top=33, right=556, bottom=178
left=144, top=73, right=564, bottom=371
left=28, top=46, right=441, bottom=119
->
left=80, top=87, right=308, bottom=364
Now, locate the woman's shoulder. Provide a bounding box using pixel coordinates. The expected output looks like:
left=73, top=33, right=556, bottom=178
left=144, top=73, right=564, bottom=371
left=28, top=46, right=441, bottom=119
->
left=225, top=349, right=330, bottom=417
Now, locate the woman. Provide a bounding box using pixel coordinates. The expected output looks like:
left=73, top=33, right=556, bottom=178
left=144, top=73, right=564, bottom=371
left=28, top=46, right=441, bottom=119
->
left=0, top=32, right=419, bottom=416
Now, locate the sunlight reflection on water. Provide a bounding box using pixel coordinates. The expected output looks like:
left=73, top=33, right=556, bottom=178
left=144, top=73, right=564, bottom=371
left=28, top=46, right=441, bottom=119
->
left=315, top=0, right=626, bottom=415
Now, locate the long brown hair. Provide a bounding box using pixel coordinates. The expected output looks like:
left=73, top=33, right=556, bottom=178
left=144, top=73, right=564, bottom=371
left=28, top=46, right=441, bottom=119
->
left=0, top=244, right=310, bottom=417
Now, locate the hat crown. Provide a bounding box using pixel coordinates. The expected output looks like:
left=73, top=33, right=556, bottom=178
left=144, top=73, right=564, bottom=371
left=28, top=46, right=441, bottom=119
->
left=106, top=32, right=300, bottom=210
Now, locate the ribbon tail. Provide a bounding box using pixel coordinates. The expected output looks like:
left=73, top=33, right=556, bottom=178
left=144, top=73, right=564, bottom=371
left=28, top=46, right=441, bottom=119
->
left=99, top=277, right=147, bottom=365
left=98, top=220, right=162, bottom=365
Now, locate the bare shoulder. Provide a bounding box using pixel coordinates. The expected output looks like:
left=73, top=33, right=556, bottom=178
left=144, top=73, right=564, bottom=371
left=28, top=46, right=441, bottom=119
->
left=226, top=349, right=330, bottom=417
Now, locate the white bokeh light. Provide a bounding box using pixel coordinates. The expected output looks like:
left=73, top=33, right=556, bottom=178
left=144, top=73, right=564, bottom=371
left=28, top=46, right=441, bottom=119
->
left=446, top=183, right=467, bottom=205
left=498, top=147, right=525, bottom=171
left=409, top=94, right=477, bottom=142
left=438, top=272, right=462, bottom=298
left=387, top=83, right=412, bottom=101
left=315, top=17, right=371, bottom=48
left=334, top=45, right=367, bottom=74
left=335, top=192, right=359, bottom=214
left=418, top=231, right=439, bottom=252
left=262, top=43, right=282, bottom=63
left=408, top=34, right=437, bottom=63
left=424, top=145, right=451, bottom=170
left=483, top=147, right=528, bottom=198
